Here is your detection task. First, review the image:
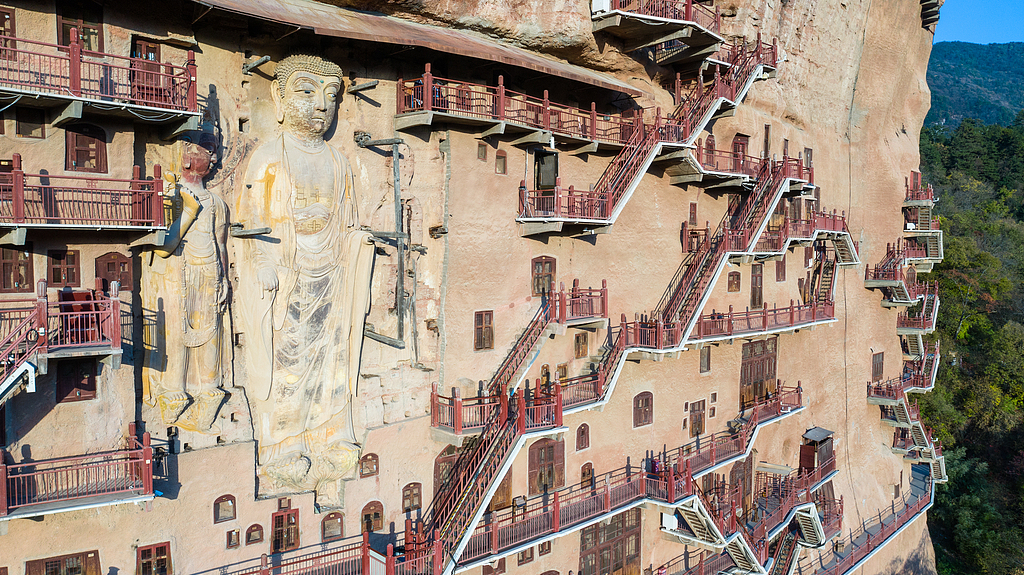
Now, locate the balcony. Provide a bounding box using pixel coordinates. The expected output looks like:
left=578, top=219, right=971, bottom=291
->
left=895, top=283, right=939, bottom=335
left=665, top=140, right=764, bottom=187
left=0, top=427, right=153, bottom=520
left=689, top=300, right=835, bottom=344
left=591, top=0, right=723, bottom=53
left=0, top=280, right=122, bottom=407
left=395, top=64, right=635, bottom=149
left=902, top=340, right=940, bottom=392
left=0, top=29, right=198, bottom=129
left=904, top=171, right=935, bottom=206
left=0, top=154, right=164, bottom=238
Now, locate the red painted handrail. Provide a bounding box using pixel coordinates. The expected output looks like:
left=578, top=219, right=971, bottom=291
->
left=0, top=154, right=164, bottom=227
left=1, top=429, right=152, bottom=516
left=0, top=29, right=196, bottom=112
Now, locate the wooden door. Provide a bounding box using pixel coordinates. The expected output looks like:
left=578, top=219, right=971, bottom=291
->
left=535, top=151, right=558, bottom=191
left=740, top=338, right=778, bottom=409
left=581, top=463, right=594, bottom=489
left=750, top=263, right=763, bottom=309
left=689, top=400, right=706, bottom=436
left=732, top=135, right=748, bottom=171
left=131, top=40, right=169, bottom=105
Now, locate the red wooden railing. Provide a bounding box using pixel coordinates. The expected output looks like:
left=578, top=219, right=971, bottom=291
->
left=902, top=340, right=940, bottom=390
left=0, top=280, right=120, bottom=388
left=610, top=0, right=721, bottom=31
left=655, top=550, right=737, bottom=575
left=0, top=154, right=164, bottom=227
left=744, top=454, right=838, bottom=553
left=895, top=283, right=939, bottom=330
left=0, top=29, right=196, bottom=112
left=693, top=141, right=764, bottom=177
left=751, top=209, right=849, bottom=253
left=692, top=300, right=835, bottom=341
left=397, top=64, right=636, bottom=145
left=808, top=481, right=932, bottom=575
left=905, top=171, right=934, bottom=202
left=0, top=428, right=152, bottom=516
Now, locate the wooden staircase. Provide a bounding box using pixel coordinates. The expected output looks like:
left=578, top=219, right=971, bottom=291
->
left=768, top=529, right=801, bottom=575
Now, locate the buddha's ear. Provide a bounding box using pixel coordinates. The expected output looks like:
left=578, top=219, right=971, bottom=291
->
left=271, top=82, right=285, bottom=124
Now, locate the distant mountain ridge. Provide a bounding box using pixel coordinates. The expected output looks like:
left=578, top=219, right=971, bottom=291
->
left=926, top=41, right=1024, bottom=126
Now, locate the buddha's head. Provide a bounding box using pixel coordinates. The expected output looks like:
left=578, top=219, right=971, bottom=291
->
left=272, top=55, right=344, bottom=143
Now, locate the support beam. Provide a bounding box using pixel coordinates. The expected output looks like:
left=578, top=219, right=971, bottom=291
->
left=511, top=130, right=552, bottom=147
left=395, top=111, right=433, bottom=131
left=568, top=141, right=598, bottom=155
left=52, top=100, right=83, bottom=127
left=0, top=227, right=27, bottom=246
left=481, top=122, right=506, bottom=138
left=161, top=115, right=200, bottom=140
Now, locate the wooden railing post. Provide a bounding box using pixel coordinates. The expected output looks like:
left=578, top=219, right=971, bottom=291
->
left=386, top=544, right=396, bottom=575
left=186, top=50, right=198, bottom=112
left=361, top=531, right=371, bottom=575
left=423, top=64, right=434, bottom=112
left=259, top=554, right=269, bottom=575
left=667, top=465, right=676, bottom=502
left=590, top=102, right=597, bottom=140
left=601, top=279, right=609, bottom=318
left=517, top=388, right=526, bottom=434
left=432, top=531, right=443, bottom=575
left=558, top=281, right=567, bottom=324
left=69, top=27, right=82, bottom=97
left=728, top=305, right=734, bottom=335
left=141, top=431, right=153, bottom=494
left=685, top=0, right=693, bottom=21
left=499, top=390, right=509, bottom=422
left=789, top=299, right=795, bottom=326
left=551, top=383, right=563, bottom=428
left=430, top=382, right=439, bottom=427
left=153, top=164, right=164, bottom=227
left=453, top=388, right=463, bottom=435
left=110, top=280, right=122, bottom=347
left=35, top=280, right=48, bottom=354
left=543, top=90, right=551, bottom=130
left=552, top=490, right=561, bottom=532
left=11, top=153, right=24, bottom=223
left=604, top=481, right=612, bottom=511
left=710, top=439, right=716, bottom=466
left=497, top=76, right=506, bottom=121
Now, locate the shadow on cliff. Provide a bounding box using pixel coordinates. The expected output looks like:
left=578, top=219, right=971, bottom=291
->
left=879, top=525, right=938, bottom=575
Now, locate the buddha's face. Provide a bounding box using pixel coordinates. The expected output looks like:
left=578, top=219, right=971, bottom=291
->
left=182, top=141, right=216, bottom=179
left=274, top=70, right=342, bottom=141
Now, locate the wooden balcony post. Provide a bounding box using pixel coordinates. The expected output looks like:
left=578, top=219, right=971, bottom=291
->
left=386, top=544, right=396, bottom=575
left=110, top=281, right=122, bottom=347
left=432, top=530, right=443, bottom=575
left=487, top=511, right=498, bottom=552
left=430, top=382, right=438, bottom=427
left=604, top=481, right=612, bottom=511
left=728, top=305, right=734, bottom=335
left=11, top=153, right=24, bottom=223
left=685, top=460, right=692, bottom=495
left=69, top=28, right=82, bottom=97
left=35, top=280, right=47, bottom=353
left=543, top=90, right=551, bottom=130
left=259, top=554, right=269, bottom=575
left=586, top=102, right=596, bottom=140
left=361, top=531, right=371, bottom=575
left=675, top=72, right=682, bottom=105
left=153, top=164, right=164, bottom=227
left=552, top=490, right=561, bottom=532
left=423, top=64, right=433, bottom=112
left=453, top=388, right=463, bottom=435
left=685, top=0, right=693, bottom=21
left=762, top=305, right=768, bottom=331
left=142, top=431, right=154, bottom=494
left=596, top=370, right=605, bottom=397
left=499, top=390, right=509, bottom=421
left=517, top=388, right=526, bottom=434
left=497, top=76, right=506, bottom=121
left=554, top=383, right=563, bottom=427
left=790, top=299, right=795, bottom=326
left=667, top=465, right=676, bottom=501
left=186, top=51, right=198, bottom=112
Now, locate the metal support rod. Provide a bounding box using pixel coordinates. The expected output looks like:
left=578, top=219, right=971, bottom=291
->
left=347, top=80, right=380, bottom=94
left=394, top=142, right=405, bottom=340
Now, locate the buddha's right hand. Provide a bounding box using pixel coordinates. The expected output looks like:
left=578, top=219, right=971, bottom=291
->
left=257, top=267, right=279, bottom=292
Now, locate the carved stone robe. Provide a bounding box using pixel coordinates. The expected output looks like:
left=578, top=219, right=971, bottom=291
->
left=235, top=134, right=374, bottom=459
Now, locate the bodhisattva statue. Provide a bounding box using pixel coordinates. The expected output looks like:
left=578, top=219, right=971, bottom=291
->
left=143, top=126, right=230, bottom=433
left=234, top=55, right=374, bottom=504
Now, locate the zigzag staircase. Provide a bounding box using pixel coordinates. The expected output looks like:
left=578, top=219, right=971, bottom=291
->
left=518, top=39, right=778, bottom=231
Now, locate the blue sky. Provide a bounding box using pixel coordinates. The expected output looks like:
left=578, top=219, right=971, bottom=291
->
left=933, top=0, right=1024, bottom=44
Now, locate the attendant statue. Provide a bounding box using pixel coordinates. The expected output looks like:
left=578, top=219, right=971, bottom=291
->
left=143, top=122, right=229, bottom=433
left=234, top=54, right=374, bottom=504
